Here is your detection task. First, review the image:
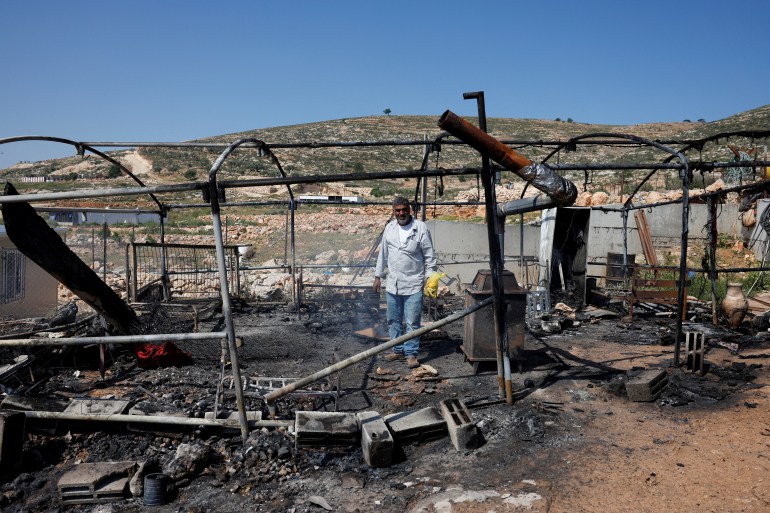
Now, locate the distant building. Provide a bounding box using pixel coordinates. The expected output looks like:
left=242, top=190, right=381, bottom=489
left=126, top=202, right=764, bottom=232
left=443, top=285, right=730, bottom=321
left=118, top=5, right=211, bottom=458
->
left=47, top=209, right=164, bottom=226
left=298, top=195, right=363, bottom=204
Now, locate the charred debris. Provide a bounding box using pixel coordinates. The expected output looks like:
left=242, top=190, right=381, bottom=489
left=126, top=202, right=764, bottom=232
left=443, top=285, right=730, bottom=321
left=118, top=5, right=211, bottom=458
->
left=0, top=93, right=769, bottom=510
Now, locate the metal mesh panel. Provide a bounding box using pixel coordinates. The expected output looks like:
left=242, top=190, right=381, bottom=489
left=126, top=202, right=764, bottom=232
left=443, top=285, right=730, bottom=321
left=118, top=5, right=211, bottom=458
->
left=129, top=243, right=239, bottom=300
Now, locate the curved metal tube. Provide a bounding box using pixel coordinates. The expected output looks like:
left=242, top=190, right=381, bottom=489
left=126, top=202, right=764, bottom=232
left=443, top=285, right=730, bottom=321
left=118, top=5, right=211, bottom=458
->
left=0, top=135, right=164, bottom=211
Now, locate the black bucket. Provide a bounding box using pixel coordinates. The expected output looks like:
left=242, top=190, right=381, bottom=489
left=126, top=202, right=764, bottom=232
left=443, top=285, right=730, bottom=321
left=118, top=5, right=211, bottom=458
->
left=144, top=473, right=169, bottom=506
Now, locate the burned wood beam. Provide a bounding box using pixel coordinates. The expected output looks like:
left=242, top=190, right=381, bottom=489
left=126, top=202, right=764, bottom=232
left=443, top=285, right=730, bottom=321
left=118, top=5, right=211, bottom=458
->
left=1, top=182, right=137, bottom=334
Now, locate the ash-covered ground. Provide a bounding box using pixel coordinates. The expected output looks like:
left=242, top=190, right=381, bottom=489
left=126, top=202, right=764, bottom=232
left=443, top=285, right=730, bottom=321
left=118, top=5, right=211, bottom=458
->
left=1, top=290, right=769, bottom=513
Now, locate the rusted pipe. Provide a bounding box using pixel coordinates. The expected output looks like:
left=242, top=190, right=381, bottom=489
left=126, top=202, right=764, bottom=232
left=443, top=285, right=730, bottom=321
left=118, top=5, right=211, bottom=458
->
left=438, top=110, right=577, bottom=206
left=264, top=296, right=494, bottom=404
left=0, top=331, right=227, bottom=347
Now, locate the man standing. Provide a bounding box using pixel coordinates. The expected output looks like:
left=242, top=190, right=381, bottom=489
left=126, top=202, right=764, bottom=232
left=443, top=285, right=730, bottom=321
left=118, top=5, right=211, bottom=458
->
left=373, top=196, right=437, bottom=368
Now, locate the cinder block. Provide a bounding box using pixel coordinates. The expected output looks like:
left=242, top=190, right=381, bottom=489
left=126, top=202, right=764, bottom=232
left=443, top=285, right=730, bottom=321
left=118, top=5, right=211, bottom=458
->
left=626, top=369, right=668, bottom=402
left=356, top=411, right=394, bottom=468
left=58, top=461, right=137, bottom=504
left=384, top=407, right=447, bottom=445
left=0, top=411, right=26, bottom=477
left=64, top=399, right=130, bottom=415
left=204, top=410, right=262, bottom=424
left=439, top=399, right=479, bottom=451
left=295, top=411, right=358, bottom=448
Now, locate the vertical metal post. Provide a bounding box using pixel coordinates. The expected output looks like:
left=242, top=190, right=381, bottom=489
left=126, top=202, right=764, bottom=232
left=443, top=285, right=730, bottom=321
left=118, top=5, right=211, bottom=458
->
left=621, top=209, right=629, bottom=287
left=235, top=246, right=241, bottom=297
left=707, top=197, right=719, bottom=325
left=463, top=91, right=511, bottom=403
left=159, top=210, right=169, bottom=301
left=290, top=200, right=298, bottom=316
left=102, top=222, right=108, bottom=283
left=421, top=175, right=428, bottom=222
left=674, top=160, right=691, bottom=367
left=207, top=140, right=262, bottom=441
left=131, top=243, right=138, bottom=303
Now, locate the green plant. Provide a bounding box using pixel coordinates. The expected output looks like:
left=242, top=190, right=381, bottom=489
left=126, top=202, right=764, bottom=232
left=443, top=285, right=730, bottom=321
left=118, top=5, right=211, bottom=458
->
left=183, top=169, right=198, bottom=180
left=106, top=164, right=121, bottom=179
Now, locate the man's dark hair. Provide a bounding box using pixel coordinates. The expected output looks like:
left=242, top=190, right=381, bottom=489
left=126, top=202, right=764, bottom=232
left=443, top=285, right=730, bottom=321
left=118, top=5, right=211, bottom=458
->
left=392, top=196, right=410, bottom=207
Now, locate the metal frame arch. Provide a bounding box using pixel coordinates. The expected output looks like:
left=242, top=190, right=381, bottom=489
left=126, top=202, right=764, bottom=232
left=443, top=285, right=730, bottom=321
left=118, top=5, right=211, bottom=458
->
left=540, top=132, right=686, bottom=207
left=0, top=135, right=164, bottom=212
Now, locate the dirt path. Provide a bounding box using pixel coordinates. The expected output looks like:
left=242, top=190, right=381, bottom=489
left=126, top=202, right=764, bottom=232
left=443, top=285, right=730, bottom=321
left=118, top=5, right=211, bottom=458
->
left=119, top=150, right=153, bottom=180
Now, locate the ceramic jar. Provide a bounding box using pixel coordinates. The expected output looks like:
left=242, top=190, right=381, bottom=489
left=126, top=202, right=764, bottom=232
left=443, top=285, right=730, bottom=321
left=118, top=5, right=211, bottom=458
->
left=721, top=282, right=749, bottom=328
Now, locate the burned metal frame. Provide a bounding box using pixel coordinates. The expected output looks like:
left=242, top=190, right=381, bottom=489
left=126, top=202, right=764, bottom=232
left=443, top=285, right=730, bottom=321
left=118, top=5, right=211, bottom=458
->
left=1, top=110, right=769, bottom=440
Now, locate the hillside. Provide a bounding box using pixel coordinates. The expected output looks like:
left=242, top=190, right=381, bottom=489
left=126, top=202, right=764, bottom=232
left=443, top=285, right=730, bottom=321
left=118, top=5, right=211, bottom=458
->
left=2, top=105, right=769, bottom=209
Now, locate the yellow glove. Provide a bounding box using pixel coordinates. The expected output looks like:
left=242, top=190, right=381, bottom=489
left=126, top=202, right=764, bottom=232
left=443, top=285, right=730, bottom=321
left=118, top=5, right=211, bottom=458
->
left=424, top=272, right=446, bottom=298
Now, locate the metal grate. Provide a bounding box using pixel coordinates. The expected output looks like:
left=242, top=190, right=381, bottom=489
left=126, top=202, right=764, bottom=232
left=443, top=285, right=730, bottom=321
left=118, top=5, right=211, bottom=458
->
left=128, top=242, right=240, bottom=300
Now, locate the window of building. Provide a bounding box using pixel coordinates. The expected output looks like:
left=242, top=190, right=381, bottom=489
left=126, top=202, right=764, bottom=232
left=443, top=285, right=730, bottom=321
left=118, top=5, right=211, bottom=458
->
left=0, top=248, right=26, bottom=304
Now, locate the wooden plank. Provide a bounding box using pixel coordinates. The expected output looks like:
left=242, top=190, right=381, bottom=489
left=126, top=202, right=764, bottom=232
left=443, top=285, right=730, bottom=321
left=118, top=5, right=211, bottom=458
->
left=634, top=279, right=680, bottom=288
left=633, top=290, right=679, bottom=300
left=634, top=210, right=658, bottom=266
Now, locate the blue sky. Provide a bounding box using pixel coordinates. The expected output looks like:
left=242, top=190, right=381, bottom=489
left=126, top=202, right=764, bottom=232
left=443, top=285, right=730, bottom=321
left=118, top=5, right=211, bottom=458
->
left=2, top=0, right=769, bottom=169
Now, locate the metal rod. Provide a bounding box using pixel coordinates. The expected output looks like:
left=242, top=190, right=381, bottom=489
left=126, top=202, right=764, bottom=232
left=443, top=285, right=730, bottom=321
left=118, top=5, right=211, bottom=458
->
left=263, top=296, right=494, bottom=403
left=674, top=157, right=691, bottom=367
left=707, top=197, right=719, bottom=325
left=0, top=331, right=227, bottom=347
left=461, top=91, right=509, bottom=402
left=207, top=139, right=260, bottom=441
left=23, top=410, right=293, bottom=429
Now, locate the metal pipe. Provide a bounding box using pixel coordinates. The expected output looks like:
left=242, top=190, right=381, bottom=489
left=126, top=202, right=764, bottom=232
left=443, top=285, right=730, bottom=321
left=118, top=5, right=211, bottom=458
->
left=461, top=92, right=508, bottom=402
left=23, top=410, right=293, bottom=429
left=707, top=197, right=719, bottom=325
left=0, top=331, right=226, bottom=347
left=497, top=195, right=560, bottom=217
left=208, top=139, right=260, bottom=441
left=438, top=110, right=577, bottom=206
left=674, top=157, right=692, bottom=366
left=264, top=296, right=494, bottom=403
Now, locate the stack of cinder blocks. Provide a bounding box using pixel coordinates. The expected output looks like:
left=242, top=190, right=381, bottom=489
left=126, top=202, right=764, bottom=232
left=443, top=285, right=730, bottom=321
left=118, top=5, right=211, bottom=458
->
left=294, top=399, right=479, bottom=467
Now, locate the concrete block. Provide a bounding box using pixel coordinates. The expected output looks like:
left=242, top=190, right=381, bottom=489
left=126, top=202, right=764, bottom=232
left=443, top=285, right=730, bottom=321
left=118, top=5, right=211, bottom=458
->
left=626, top=369, right=668, bottom=402
left=384, top=407, right=447, bottom=445
left=356, top=411, right=394, bottom=468
left=58, top=461, right=137, bottom=504
left=204, top=410, right=262, bottom=424
left=0, top=411, right=26, bottom=477
left=295, top=411, right=358, bottom=448
left=64, top=399, right=130, bottom=415
left=439, top=398, right=479, bottom=451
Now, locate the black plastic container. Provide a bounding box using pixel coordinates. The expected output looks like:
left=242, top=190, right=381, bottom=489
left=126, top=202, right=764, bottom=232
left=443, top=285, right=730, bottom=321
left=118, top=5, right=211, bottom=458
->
left=143, top=473, right=169, bottom=506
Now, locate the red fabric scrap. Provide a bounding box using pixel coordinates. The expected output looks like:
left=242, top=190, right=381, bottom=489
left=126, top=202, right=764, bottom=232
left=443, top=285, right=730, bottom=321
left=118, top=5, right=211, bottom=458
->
left=134, top=342, right=193, bottom=369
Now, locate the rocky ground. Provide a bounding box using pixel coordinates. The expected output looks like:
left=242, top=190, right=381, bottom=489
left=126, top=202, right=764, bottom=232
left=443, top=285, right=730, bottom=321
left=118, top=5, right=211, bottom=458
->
left=0, top=287, right=768, bottom=513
